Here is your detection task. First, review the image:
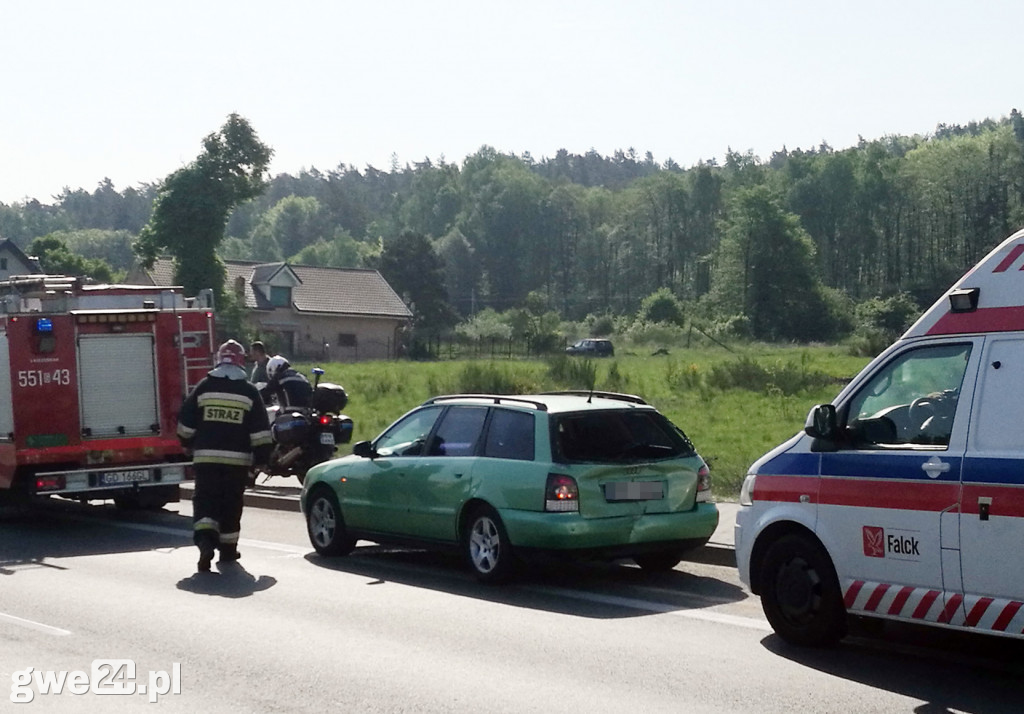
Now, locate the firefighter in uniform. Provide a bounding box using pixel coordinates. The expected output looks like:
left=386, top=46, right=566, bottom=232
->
left=177, top=339, right=273, bottom=572
left=264, top=355, right=313, bottom=409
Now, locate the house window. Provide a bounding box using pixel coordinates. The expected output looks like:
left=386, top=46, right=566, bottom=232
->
left=337, top=333, right=357, bottom=347
left=1, top=258, right=7, bottom=270
left=270, top=286, right=291, bottom=307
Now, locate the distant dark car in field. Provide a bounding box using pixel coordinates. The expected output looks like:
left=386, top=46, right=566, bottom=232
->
left=566, top=338, right=614, bottom=357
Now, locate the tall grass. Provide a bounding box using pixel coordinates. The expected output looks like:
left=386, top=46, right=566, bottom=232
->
left=297, top=345, right=870, bottom=500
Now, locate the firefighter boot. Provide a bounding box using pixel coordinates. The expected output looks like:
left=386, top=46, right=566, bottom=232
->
left=219, top=545, right=241, bottom=564
left=196, top=532, right=217, bottom=573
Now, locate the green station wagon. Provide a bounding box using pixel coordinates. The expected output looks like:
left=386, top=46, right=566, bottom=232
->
left=301, top=391, right=719, bottom=582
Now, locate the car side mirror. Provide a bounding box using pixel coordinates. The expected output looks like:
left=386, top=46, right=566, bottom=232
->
left=804, top=404, right=838, bottom=440
left=352, top=440, right=376, bottom=459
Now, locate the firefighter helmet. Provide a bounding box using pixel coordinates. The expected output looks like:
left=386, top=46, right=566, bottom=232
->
left=267, top=355, right=290, bottom=380
left=216, top=339, right=247, bottom=367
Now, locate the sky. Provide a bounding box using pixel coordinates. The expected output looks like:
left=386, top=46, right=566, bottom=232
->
left=2, top=0, right=1022, bottom=204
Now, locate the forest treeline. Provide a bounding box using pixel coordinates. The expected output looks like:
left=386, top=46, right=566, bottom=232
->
left=3, top=108, right=1024, bottom=348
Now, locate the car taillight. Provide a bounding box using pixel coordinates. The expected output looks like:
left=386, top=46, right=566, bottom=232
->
left=695, top=464, right=711, bottom=503
left=35, top=475, right=65, bottom=492
left=545, top=473, right=579, bottom=512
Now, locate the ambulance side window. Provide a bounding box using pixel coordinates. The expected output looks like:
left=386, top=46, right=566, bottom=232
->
left=844, top=344, right=971, bottom=448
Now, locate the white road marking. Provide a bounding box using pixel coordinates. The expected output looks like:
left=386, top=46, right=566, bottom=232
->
left=0, top=611, right=71, bottom=636
left=526, top=585, right=772, bottom=631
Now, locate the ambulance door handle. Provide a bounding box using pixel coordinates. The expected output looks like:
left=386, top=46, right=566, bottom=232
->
left=921, top=456, right=950, bottom=479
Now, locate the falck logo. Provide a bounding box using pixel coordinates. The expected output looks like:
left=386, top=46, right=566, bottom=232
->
left=862, top=526, right=885, bottom=558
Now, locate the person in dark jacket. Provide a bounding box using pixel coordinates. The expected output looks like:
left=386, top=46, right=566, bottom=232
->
left=264, top=355, right=313, bottom=409
left=177, top=339, right=273, bottom=572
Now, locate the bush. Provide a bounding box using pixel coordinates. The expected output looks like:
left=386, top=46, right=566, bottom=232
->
left=454, top=362, right=539, bottom=394
left=666, top=360, right=703, bottom=390
left=588, top=313, right=615, bottom=337
left=706, top=355, right=831, bottom=395
left=639, top=287, right=685, bottom=326
left=546, top=355, right=597, bottom=390
left=855, top=294, right=920, bottom=337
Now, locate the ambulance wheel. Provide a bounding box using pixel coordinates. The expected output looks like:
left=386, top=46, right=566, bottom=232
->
left=306, top=486, right=355, bottom=556
left=760, top=534, right=847, bottom=647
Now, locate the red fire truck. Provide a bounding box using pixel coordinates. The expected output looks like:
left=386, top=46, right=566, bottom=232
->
left=0, top=275, right=214, bottom=509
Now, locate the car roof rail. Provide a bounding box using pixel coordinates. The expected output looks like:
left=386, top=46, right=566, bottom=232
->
left=538, top=390, right=648, bottom=405
left=421, top=394, right=549, bottom=411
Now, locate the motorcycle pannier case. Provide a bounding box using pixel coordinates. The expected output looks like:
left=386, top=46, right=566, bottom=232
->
left=273, top=411, right=310, bottom=446
left=313, top=383, right=348, bottom=413
left=335, top=415, right=354, bottom=444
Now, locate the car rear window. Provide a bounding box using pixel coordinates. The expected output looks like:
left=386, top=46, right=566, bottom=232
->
left=552, top=410, right=696, bottom=462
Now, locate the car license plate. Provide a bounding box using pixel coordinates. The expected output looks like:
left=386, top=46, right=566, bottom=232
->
left=319, top=432, right=335, bottom=446
left=604, top=481, right=664, bottom=501
left=99, top=469, right=150, bottom=486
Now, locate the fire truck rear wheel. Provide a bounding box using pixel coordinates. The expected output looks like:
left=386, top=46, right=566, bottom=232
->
left=760, top=533, right=847, bottom=647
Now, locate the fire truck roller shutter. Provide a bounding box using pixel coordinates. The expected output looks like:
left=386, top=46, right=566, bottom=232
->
left=78, top=334, right=159, bottom=437
left=0, top=331, right=11, bottom=437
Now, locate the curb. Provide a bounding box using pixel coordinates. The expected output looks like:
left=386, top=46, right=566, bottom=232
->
left=179, top=484, right=301, bottom=514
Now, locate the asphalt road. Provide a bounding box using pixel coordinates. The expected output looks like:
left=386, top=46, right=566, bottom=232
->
left=2, top=495, right=1023, bottom=713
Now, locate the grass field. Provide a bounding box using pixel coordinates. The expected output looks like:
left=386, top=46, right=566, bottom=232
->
left=296, top=343, right=873, bottom=500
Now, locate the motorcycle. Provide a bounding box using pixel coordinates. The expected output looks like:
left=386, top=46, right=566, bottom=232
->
left=258, top=368, right=353, bottom=485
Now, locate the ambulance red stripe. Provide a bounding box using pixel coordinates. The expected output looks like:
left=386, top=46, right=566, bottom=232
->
left=864, top=582, right=890, bottom=611
left=926, top=306, right=1024, bottom=336
left=753, top=474, right=960, bottom=512
left=844, top=580, right=865, bottom=609
left=938, top=594, right=963, bottom=624
left=965, top=597, right=994, bottom=627
left=754, top=474, right=1024, bottom=517
left=845, top=581, right=1024, bottom=636
left=911, top=590, right=940, bottom=620
left=887, top=586, right=915, bottom=616
left=992, top=601, right=1022, bottom=632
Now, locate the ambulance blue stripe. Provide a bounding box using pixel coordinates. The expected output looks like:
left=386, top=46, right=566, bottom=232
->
left=821, top=453, right=962, bottom=482
left=755, top=451, right=818, bottom=476
left=963, top=457, right=1024, bottom=486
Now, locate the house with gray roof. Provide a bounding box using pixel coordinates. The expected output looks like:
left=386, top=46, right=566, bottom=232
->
left=131, top=258, right=412, bottom=361
left=0, top=240, right=43, bottom=279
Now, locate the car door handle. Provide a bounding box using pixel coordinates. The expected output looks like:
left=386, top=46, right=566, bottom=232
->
left=921, top=456, right=950, bottom=479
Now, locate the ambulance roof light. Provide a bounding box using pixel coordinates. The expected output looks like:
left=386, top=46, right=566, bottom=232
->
left=948, top=287, right=980, bottom=313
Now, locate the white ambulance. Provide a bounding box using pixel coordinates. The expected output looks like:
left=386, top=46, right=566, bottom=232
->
left=735, top=227, right=1024, bottom=646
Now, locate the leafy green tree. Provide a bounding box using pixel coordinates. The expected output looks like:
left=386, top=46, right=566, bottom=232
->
left=134, top=114, right=272, bottom=301
left=45, top=229, right=137, bottom=271
left=250, top=195, right=328, bottom=260
left=291, top=230, right=375, bottom=268
left=375, top=230, right=457, bottom=334
left=28, top=235, right=115, bottom=282
left=710, top=186, right=830, bottom=341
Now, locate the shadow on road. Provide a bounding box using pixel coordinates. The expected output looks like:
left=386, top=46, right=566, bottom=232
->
left=176, top=562, right=277, bottom=598
left=303, top=543, right=747, bottom=619
left=764, top=619, right=1024, bottom=711
left=0, top=497, right=193, bottom=573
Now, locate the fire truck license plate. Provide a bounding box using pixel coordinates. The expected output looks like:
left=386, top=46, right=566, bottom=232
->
left=319, top=432, right=335, bottom=446
left=100, top=469, right=150, bottom=486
